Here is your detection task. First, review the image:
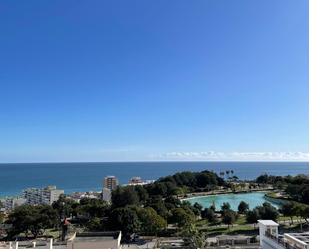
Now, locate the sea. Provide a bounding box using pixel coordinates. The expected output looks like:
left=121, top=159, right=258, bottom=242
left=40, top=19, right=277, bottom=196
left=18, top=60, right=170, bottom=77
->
left=1, top=161, right=309, bottom=198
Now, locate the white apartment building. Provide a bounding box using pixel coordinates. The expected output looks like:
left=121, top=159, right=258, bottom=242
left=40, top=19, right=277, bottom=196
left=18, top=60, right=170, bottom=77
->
left=259, top=220, right=309, bottom=249
left=102, top=187, right=111, bottom=202
left=2, top=197, right=26, bottom=211
left=128, top=176, right=143, bottom=185
left=23, top=186, right=64, bottom=205
left=127, top=177, right=155, bottom=186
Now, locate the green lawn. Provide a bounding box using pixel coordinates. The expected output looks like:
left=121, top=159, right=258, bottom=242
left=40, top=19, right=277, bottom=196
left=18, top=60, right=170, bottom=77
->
left=195, top=216, right=258, bottom=236
left=235, top=215, right=247, bottom=225
left=44, top=228, right=60, bottom=238
left=199, top=224, right=257, bottom=236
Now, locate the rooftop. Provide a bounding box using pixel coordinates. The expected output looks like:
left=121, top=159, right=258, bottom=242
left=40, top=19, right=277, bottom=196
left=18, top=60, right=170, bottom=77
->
left=73, top=231, right=121, bottom=242
left=285, top=232, right=309, bottom=245
left=258, top=220, right=279, bottom=226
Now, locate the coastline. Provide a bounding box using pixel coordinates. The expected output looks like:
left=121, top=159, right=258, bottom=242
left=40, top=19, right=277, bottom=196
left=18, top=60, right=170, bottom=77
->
left=1, top=161, right=308, bottom=198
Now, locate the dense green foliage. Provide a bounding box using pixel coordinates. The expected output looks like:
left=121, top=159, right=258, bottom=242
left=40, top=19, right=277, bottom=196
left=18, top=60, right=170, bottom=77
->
left=201, top=207, right=216, bottom=223
left=280, top=202, right=297, bottom=224
left=245, top=202, right=279, bottom=223
left=111, top=186, right=140, bottom=208
left=278, top=202, right=309, bottom=224
left=238, top=201, right=249, bottom=214
left=219, top=202, right=238, bottom=228
left=155, top=171, right=225, bottom=193
left=222, top=210, right=237, bottom=228
left=256, top=174, right=309, bottom=204
left=7, top=205, right=58, bottom=238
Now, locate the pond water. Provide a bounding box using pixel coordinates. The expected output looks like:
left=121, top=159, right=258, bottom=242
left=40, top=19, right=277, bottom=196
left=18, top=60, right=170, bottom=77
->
left=185, top=192, right=279, bottom=211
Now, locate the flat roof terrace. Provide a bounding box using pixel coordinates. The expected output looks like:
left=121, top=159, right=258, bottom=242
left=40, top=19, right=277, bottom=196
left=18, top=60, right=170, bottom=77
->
left=73, top=231, right=121, bottom=242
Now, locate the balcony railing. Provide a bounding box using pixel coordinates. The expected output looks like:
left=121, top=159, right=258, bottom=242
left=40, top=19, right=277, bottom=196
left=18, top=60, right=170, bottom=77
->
left=265, top=232, right=304, bottom=249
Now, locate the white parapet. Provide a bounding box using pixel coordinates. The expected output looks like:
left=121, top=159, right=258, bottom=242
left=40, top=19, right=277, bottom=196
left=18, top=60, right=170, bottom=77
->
left=49, top=238, right=53, bottom=249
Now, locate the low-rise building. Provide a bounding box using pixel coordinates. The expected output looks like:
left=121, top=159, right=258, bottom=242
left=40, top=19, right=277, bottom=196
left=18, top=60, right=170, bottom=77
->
left=68, top=191, right=101, bottom=202
left=128, top=177, right=143, bottom=185
left=127, top=177, right=155, bottom=186
left=259, top=220, right=309, bottom=249
left=68, top=231, right=122, bottom=249
left=0, top=231, right=122, bottom=249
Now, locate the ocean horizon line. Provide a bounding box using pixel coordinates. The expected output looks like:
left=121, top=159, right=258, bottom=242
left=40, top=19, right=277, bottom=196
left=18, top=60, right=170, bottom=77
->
left=1, top=160, right=309, bottom=165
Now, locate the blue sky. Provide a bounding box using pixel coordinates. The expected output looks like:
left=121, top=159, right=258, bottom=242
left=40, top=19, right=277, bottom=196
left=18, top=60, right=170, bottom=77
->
left=1, top=1, right=309, bottom=162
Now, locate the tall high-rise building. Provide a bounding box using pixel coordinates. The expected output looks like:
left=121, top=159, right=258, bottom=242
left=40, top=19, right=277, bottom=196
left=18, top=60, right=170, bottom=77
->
left=103, top=176, right=119, bottom=191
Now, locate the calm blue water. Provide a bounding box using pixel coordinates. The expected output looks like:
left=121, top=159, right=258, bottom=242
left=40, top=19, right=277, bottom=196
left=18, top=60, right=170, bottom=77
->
left=186, top=192, right=279, bottom=210
left=0, top=162, right=309, bottom=197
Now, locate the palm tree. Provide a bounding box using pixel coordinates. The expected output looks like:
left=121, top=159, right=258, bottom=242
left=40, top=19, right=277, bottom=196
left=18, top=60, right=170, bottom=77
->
left=226, top=170, right=230, bottom=179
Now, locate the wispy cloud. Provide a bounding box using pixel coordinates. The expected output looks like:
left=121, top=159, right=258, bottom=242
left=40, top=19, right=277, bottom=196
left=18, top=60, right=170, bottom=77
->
left=156, top=151, right=309, bottom=161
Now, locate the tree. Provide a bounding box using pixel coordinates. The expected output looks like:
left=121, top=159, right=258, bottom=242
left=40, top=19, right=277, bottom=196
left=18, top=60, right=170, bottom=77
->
left=170, top=208, right=195, bottom=228
left=164, top=196, right=181, bottom=209
left=246, top=209, right=260, bottom=225
left=112, top=186, right=140, bottom=208
left=52, top=195, right=77, bottom=218
left=147, top=196, right=170, bottom=219
left=280, top=202, right=296, bottom=224
left=256, top=174, right=270, bottom=184
left=246, top=202, right=279, bottom=223
left=182, top=224, right=207, bottom=249
left=153, top=170, right=225, bottom=194
left=259, top=202, right=279, bottom=221
left=298, top=205, right=309, bottom=223
left=108, top=207, right=141, bottom=236
left=193, top=203, right=203, bottom=213
left=134, top=185, right=149, bottom=204
left=201, top=208, right=216, bottom=223
left=78, top=198, right=109, bottom=218
left=86, top=217, right=102, bottom=231
left=238, top=201, right=249, bottom=214
left=0, top=212, right=4, bottom=224
left=232, top=176, right=239, bottom=181
left=210, top=203, right=216, bottom=212
left=191, top=203, right=203, bottom=217
left=222, top=210, right=237, bottom=229
left=7, top=205, right=58, bottom=238
left=146, top=182, right=169, bottom=197
left=221, top=202, right=231, bottom=213
left=0, top=201, right=4, bottom=223
left=38, top=205, right=58, bottom=230
left=138, top=207, right=167, bottom=235
left=196, top=172, right=218, bottom=189
left=226, top=170, right=230, bottom=178
left=301, top=186, right=309, bottom=204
